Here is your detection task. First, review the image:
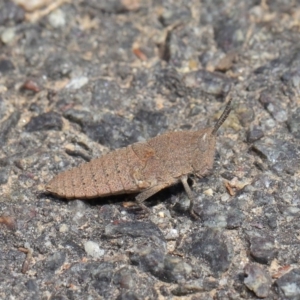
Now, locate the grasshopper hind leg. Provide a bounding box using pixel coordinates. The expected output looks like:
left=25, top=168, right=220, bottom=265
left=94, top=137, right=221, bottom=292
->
left=180, top=175, right=200, bottom=219
left=135, top=183, right=169, bottom=213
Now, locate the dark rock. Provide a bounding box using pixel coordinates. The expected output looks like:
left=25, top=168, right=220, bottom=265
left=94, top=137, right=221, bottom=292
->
left=0, top=59, right=15, bottom=73
left=156, top=68, right=187, bottom=99
left=281, top=69, right=300, bottom=92
left=226, top=205, right=245, bottom=229
left=67, top=261, right=114, bottom=283
left=23, top=28, right=43, bottom=66
left=159, top=285, right=169, bottom=297
left=198, top=51, right=214, bottom=68
left=4, top=249, right=24, bottom=268
left=247, top=126, right=264, bottom=143
left=215, top=287, right=242, bottom=299
left=196, top=198, right=244, bottom=229
left=131, top=246, right=191, bottom=283
left=183, top=70, right=232, bottom=96
left=113, top=267, right=136, bottom=289
left=263, top=206, right=278, bottom=230
left=98, top=205, right=122, bottom=225
left=252, top=137, right=300, bottom=175
left=34, top=234, right=50, bottom=254
left=87, top=0, right=140, bottom=13
left=83, top=20, right=138, bottom=61
left=67, top=262, right=158, bottom=299
left=252, top=174, right=277, bottom=190
left=161, top=255, right=192, bottom=282
left=188, top=104, right=202, bottom=117
left=214, top=19, right=246, bottom=51
left=278, top=205, right=300, bottom=218
left=220, top=172, right=235, bottom=181
left=252, top=191, right=275, bottom=207
left=50, top=295, right=68, bottom=300
left=134, top=109, right=168, bottom=138
left=116, top=291, right=140, bottom=300
left=104, top=221, right=165, bottom=241
left=25, top=279, right=39, bottom=292
left=113, top=64, right=132, bottom=80
left=275, top=268, right=300, bottom=299
left=91, top=79, right=123, bottom=109
left=258, top=56, right=287, bottom=74
left=159, top=4, right=191, bottom=27
left=268, top=102, right=288, bottom=122
left=25, top=112, right=63, bottom=132
left=184, top=228, right=232, bottom=275
left=0, top=1, right=24, bottom=25
left=62, top=240, right=85, bottom=258
left=89, top=262, right=115, bottom=298
left=287, top=107, right=300, bottom=138
left=172, top=190, right=191, bottom=215
left=44, top=251, right=66, bottom=272
left=259, top=91, right=288, bottom=122
left=82, top=113, right=140, bottom=148
left=132, top=69, right=151, bottom=90
left=29, top=103, right=42, bottom=114
left=249, top=234, right=277, bottom=264
left=44, top=54, right=72, bottom=79
left=171, top=278, right=218, bottom=296
left=244, top=263, right=272, bottom=298
left=0, top=168, right=9, bottom=185
left=63, top=109, right=92, bottom=127
left=0, top=96, right=6, bottom=120
left=130, top=247, right=164, bottom=275
left=195, top=198, right=227, bottom=228
left=268, top=1, right=297, bottom=12
left=0, top=111, right=20, bottom=147
left=278, top=244, right=300, bottom=265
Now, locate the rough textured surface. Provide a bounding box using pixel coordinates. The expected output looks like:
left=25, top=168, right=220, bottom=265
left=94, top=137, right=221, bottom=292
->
left=1, top=0, right=300, bottom=299
left=244, top=263, right=272, bottom=298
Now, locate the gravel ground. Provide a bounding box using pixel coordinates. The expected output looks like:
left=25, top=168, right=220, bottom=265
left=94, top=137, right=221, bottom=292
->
left=1, top=0, right=300, bottom=299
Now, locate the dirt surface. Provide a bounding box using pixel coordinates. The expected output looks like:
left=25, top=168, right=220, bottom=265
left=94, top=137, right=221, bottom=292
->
left=1, top=0, right=300, bottom=299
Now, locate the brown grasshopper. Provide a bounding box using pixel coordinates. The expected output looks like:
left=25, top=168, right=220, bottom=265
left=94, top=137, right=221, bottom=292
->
left=46, top=98, right=232, bottom=217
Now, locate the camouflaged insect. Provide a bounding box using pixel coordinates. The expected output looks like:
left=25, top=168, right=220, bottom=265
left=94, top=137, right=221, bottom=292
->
left=46, top=98, right=232, bottom=217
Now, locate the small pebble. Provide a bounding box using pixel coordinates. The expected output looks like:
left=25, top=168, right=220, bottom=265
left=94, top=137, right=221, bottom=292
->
left=244, top=263, right=272, bottom=298
left=158, top=211, right=165, bottom=218
left=204, top=188, right=213, bottom=196
left=1, top=28, right=16, bottom=44
left=48, top=9, right=66, bottom=28
left=59, top=224, right=68, bottom=233
left=66, top=76, right=89, bottom=90
left=84, top=241, right=105, bottom=259
left=165, top=229, right=179, bottom=240
left=276, top=268, right=300, bottom=299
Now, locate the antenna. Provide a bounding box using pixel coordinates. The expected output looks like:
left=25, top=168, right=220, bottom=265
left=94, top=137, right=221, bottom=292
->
left=211, top=96, right=232, bottom=136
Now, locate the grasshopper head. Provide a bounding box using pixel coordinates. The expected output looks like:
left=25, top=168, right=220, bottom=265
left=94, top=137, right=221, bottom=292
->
left=192, top=98, right=232, bottom=177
